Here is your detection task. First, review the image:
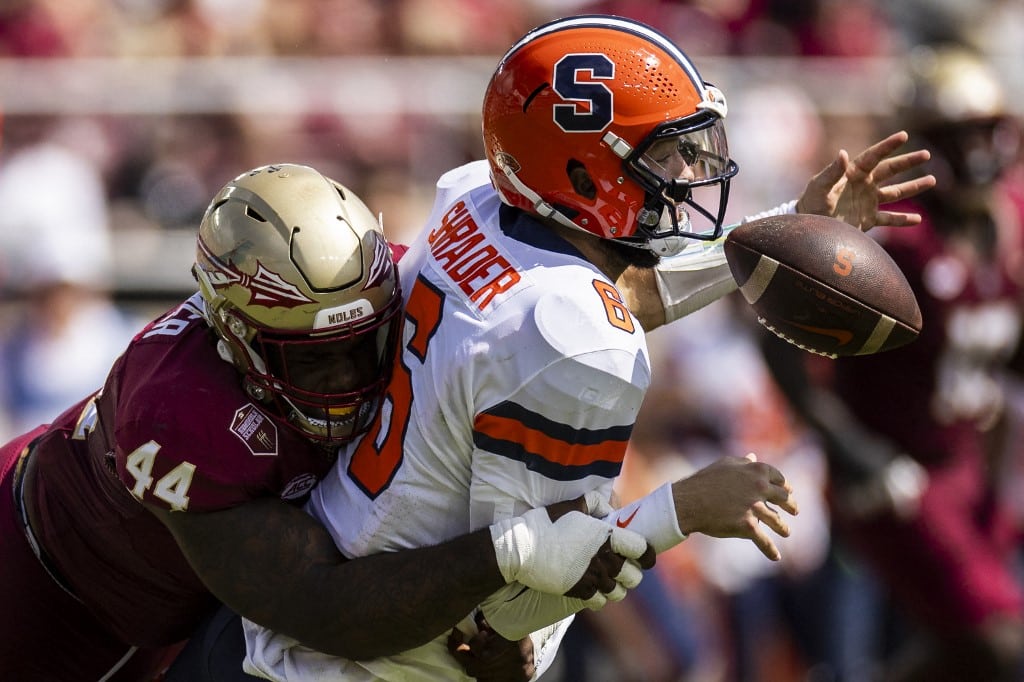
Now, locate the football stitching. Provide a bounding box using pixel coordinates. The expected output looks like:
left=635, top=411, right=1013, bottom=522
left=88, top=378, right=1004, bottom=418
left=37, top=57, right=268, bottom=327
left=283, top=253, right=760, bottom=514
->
left=757, top=316, right=839, bottom=359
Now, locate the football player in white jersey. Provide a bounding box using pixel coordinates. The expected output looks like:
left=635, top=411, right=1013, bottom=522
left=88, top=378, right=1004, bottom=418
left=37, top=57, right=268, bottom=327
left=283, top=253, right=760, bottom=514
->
left=242, top=15, right=936, bottom=682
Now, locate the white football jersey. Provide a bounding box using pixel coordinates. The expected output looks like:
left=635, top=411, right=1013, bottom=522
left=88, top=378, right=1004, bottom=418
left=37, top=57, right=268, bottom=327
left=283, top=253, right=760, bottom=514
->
left=243, top=161, right=652, bottom=681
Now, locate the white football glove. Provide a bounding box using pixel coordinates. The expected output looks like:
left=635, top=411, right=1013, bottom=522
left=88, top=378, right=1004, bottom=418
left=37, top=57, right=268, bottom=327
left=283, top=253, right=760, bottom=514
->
left=490, top=491, right=649, bottom=596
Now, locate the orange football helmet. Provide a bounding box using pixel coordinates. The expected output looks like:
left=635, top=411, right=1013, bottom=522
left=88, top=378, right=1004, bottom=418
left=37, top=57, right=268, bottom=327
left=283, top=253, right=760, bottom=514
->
left=482, top=15, right=739, bottom=256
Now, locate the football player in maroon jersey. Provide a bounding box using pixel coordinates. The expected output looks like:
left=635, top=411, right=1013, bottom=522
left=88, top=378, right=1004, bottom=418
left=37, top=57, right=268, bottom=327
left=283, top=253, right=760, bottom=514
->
left=0, top=163, right=655, bottom=680
left=762, top=44, right=1024, bottom=681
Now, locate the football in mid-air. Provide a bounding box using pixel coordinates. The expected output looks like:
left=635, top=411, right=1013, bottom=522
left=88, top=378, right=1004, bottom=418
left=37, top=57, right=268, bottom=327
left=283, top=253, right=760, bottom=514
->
left=723, top=214, right=922, bottom=358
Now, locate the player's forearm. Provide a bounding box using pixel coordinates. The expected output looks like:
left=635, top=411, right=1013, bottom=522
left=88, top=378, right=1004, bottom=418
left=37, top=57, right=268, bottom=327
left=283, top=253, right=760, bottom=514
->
left=655, top=260, right=737, bottom=327
left=650, top=200, right=798, bottom=328
left=292, top=529, right=505, bottom=659
left=157, top=499, right=504, bottom=659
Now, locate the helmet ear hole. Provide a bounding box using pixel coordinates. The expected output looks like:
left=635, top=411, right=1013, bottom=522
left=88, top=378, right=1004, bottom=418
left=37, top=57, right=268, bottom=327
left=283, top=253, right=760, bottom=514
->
left=567, top=160, right=596, bottom=199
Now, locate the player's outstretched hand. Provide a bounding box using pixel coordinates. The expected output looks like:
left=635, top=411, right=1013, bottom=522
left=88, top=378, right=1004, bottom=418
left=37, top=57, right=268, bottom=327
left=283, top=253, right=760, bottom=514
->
left=490, top=494, right=654, bottom=608
left=672, top=453, right=799, bottom=561
left=449, top=612, right=534, bottom=682
left=796, top=130, right=937, bottom=232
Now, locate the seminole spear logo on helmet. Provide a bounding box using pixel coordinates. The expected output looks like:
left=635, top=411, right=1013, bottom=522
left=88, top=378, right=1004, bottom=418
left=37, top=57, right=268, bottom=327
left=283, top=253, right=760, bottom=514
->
left=197, top=238, right=315, bottom=308
left=363, top=233, right=395, bottom=292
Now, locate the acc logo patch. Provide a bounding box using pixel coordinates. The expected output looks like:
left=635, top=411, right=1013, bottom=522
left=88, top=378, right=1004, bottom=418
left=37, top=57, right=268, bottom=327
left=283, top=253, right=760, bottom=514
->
left=280, top=473, right=319, bottom=500
left=231, top=404, right=278, bottom=456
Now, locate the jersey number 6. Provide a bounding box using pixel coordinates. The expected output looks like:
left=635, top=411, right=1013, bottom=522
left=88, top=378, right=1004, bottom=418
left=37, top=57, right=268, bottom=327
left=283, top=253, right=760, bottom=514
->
left=347, top=276, right=445, bottom=498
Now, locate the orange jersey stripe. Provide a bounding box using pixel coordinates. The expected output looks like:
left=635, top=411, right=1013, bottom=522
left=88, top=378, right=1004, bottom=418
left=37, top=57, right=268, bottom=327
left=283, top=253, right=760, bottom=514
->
left=473, top=407, right=629, bottom=478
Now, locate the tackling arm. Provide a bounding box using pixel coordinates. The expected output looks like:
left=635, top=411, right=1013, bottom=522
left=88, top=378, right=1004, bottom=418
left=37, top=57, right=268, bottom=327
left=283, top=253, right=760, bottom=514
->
left=152, top=491, right=648, bottom=660
left=152, top=497, right=505, bottom=659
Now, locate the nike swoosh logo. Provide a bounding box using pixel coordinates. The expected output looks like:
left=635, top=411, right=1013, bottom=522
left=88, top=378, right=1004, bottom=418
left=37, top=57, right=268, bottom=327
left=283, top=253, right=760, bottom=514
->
left=616, top=508, right=639, bottom=528
left=787, top=322, right=854, bottom=346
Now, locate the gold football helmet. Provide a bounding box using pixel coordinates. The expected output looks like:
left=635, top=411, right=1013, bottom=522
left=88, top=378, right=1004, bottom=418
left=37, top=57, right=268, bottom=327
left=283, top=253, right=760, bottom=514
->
left=899, top=44, right=1019, bottom=187
left=194, top=163, right=402, bottom=443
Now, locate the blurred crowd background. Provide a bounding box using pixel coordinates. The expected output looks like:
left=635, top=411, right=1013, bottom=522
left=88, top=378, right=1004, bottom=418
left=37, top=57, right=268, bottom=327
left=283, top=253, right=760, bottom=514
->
left=1, top=1, right=1022, bottom=680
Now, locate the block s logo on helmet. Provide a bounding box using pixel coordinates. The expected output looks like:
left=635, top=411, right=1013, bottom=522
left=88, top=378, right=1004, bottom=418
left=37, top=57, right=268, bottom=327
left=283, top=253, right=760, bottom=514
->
left=552, top=53, right=614, bottom=133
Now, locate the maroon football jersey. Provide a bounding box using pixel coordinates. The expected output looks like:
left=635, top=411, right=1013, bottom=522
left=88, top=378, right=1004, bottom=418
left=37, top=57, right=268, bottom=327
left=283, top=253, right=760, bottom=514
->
left=27, top=293, right=336, bottom=646
left=831, top=191, right=1024, bottom=464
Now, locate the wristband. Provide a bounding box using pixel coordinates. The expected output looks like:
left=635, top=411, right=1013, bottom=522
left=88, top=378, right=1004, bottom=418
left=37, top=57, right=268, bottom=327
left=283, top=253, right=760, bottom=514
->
left=601, top=482, right=686, bottom=553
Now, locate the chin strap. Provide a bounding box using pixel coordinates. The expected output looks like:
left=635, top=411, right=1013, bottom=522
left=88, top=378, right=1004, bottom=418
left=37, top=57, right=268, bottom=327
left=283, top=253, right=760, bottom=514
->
left=495, top=162, right=580, bottom=231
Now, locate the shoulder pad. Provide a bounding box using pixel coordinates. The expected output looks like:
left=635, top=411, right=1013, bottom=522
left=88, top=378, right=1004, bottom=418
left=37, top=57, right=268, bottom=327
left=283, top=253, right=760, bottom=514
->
left=532, top=282, right=649, bottom=408
left=428, top=161, right=492, bottom=224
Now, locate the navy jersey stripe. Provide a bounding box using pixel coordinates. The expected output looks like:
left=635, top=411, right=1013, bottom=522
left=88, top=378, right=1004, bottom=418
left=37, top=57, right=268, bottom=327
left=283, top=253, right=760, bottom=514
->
left=482, top=400, right=633, bottom=444
left=473, top=431, right=624, bottom=481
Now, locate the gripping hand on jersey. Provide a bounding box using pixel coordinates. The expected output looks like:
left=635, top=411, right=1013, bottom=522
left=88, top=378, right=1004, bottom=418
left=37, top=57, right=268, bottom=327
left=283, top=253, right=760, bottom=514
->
left=491, top=491, right=654, bottom=608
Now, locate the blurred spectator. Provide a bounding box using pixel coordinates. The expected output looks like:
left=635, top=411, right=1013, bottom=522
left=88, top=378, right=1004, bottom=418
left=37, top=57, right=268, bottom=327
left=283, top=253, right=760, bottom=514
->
left=0, top=0, right=68, bottom=57
left=394, top=0, right=534, bottom=55
left=760, top=44, right=1024, bottom=682
left=0, top=116, right=141, bottom=440
left=263, top=0, right=384, bottom=56
left=798, top=0, right=896, bottom=58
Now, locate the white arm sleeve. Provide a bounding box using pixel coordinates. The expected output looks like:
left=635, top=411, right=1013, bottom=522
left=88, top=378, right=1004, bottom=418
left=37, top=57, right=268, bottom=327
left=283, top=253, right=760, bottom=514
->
left=743, top=199, right=799, bottom=223
left=656, top=200, right=798, bottom=324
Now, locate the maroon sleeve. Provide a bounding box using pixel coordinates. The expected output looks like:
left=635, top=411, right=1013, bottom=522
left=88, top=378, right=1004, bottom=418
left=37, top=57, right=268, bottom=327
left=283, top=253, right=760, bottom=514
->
left=389, top=241, right=410, bottom=263
left=110, top=300, right=328, bottom=512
